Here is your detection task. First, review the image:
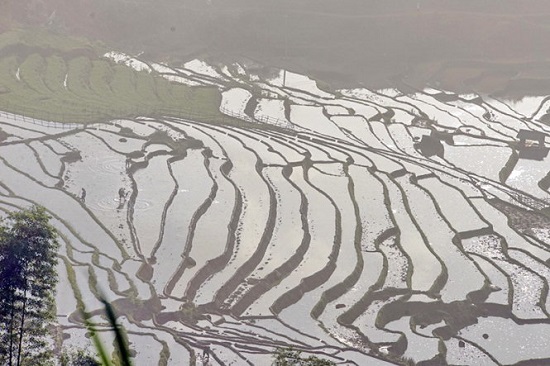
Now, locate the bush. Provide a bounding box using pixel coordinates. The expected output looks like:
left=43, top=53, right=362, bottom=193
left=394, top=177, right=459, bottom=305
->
left=272, top=347, right=335, bottom=366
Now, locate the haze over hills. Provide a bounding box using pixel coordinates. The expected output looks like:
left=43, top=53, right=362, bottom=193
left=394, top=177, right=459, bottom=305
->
left=5, top=0, right=550, bottom=93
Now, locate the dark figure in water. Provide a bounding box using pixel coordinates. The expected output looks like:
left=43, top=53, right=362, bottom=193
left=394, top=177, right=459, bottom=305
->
left=80, top=188, right=86, bottom=203
left=118, top=187, right=130, bottom=210
left=202, top=347, right=210, bottom=363
left=118, top=187, right=126, bottom=207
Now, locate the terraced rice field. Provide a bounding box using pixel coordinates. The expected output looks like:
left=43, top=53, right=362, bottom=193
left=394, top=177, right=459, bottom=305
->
left=0, top=30, right=223, bottom=125
left=1, top=52, right=550, bottom=365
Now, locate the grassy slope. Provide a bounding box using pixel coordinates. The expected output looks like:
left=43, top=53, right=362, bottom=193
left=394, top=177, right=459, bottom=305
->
left=0, top=29, right=223, bottom=124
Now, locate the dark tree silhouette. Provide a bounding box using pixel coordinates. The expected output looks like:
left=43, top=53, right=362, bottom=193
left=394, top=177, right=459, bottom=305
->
left=0, top=206, right=59, bottom=366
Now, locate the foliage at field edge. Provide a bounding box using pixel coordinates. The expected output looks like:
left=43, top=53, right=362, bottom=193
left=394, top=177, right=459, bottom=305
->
left=272, top=347, right=336, bottom=366
left=0, top=205, right=59, bottom=365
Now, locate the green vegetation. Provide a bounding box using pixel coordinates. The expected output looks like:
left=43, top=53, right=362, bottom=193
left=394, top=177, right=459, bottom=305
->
left=0, top=206, right=59, bottom=366
left=79, top=298, right=132, bottom=366
left=60, top=348, right=101, bottom=366
left=272, top=347, right=335, bottom=366
left=0, top=29, right=224, bottom=125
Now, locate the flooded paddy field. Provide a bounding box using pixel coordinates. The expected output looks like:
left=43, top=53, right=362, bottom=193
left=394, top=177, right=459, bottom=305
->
left=1, top=54, right=550, bottom=365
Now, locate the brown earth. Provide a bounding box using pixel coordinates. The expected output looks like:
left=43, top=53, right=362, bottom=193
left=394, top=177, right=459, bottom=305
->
left=4, top=0, right=550, bottom=94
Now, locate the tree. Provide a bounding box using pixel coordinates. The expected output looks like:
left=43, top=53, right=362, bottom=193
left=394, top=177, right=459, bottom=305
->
left=0, top=206, right=60, bottom=366
left=272, top=347, right=336, bottom=366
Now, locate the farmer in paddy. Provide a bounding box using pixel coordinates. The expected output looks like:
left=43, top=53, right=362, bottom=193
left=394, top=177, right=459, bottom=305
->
left=202, top=347, right=210, bottom=363
left=119, top=187, right=126, bottom=203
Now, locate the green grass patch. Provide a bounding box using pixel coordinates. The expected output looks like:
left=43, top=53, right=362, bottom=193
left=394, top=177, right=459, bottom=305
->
left=18, top=53, right=52, bottom=94
left=134, top=69, right=160, bottom=103
left=0, top=55, right=21, bottom=89
left=66, top=56, right=94, bottom=97
left=0, top=28, right=226, bottom=125
left=89, top=60, right=114, bottom=97
left=43, top=55, right=67, bottom=92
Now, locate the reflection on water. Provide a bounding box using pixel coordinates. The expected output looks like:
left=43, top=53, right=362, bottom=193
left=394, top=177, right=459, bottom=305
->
left=89, top=196, right=123, bottom=211
left=87, top=157, right=127, bottom=174
left=133, top=198, right=154, bottom=211
left=1, top=58, right=550, bottom=365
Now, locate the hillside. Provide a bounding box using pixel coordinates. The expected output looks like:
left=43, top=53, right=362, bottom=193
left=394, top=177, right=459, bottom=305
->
left=4, top=1, right=550, bottom=93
